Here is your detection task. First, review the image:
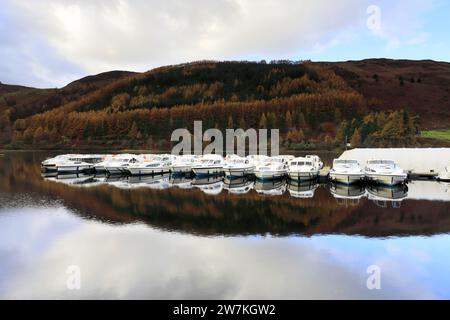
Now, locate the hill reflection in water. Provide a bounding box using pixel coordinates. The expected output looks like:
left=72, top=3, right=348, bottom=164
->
left=1, top=152, right=450, bottom=238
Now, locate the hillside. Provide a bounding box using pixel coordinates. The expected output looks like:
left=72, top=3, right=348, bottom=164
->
left=1, top=59, right=448, bottom=150
left=322, top=59, right=450, bottom=128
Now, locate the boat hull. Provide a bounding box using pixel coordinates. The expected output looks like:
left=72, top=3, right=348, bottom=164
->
left=94, top=166, right=106, bottom=174
left=127, top=167, right=170, bottom=175
left=329, top=172, right=364, bottom=185
left=288, top=171, right=318, bottom=181
left=57, top=165, right=92, bottom=174
left=223, top=167, right=254, bottom=178
left=365, top=173, right=407, bottom=186
left=255, top=170, right=286, bottom=180
left=192, top=166, right=223, bottom=176
left=171, top=165, right=193, bottom=174
left=42, top=164, right=57, bottom=172
left=105, top=167, right=129, bottom=175
left=438, top=172, right=450, bottom=182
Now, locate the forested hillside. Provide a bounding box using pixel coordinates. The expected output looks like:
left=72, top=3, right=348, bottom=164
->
left=0, top=59, right=439, bottom=150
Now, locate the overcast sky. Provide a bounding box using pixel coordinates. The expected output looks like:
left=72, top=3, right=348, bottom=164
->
left=1, top=0, right=449, bottom=88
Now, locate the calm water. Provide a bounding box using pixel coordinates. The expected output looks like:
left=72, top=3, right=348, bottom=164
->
left=1, top=151, right=450, bottom=299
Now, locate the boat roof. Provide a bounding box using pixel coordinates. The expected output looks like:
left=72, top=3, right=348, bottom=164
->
left=202, top=154, right=223, bottom=160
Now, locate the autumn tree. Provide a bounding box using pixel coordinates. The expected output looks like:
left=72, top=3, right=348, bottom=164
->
left=350, top=128, right=361, bottom=147
left=259, top=113, right=267, bottom=129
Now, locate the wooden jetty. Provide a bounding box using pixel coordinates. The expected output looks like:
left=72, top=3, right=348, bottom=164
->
left=318, top=166, right=330, bottom=183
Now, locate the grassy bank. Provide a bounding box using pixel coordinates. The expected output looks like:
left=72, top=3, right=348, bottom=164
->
left=422, top=129, right=450, bottom=142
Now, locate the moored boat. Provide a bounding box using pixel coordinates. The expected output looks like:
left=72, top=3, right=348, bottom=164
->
left=191, top=154, right=224, bottom=176
left=287, top=157, right=319, bottom=181
left=438, top=166, right=450, bottom=182
left=171, top=154, right=200, bottom=174
left=103, top=154, right=142, bottom=175
left=223, top=155, right=255, bottom=177
left=56, top=159, right=93, bottom=174
left=364, top=159, right=407, bottom=186
left=127, top=154, right=174, bottom=175
left=329, top=159, right=364, bottom=184
left=254, top=156, right=288, bottom=180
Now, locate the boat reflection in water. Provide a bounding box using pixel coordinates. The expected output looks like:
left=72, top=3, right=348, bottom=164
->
left=366, top=184, right=409, bottom=208
left=40, top=172, right=450, bottom=209
left=169, top=174, right=194, bottom=189
left=42, top=172, right=104, bottom=188
left=192, top=175, right=224, bottom=195
left=127, top=173, right=171, bottom=190
left=254, top=178, right=287, bottom=196
left=329, top=183, right=366, bottom=207
left=288, top=179, right=319, bottom=198
left=223, top=177, right=254, bottom=195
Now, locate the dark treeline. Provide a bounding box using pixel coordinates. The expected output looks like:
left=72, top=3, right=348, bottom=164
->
left=0, top=61, right=419, bottom=150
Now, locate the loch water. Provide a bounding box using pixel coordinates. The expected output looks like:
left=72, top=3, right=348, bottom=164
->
left=1, top=151, right=450, bottom=299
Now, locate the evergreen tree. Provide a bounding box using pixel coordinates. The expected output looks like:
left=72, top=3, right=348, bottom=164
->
left=259, top=113, right=267, bottom=129
left=350, top=128, right=362, bottom=147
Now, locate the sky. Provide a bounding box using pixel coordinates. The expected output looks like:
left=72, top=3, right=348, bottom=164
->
left=1, top=0, right=450, bottom=88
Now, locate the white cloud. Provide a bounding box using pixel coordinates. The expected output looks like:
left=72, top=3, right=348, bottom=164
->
left=0, top=208, right=436, bottom=299
left=1, top=0, right=440, bottom=87
left=4, top=0, right=368, bottom=77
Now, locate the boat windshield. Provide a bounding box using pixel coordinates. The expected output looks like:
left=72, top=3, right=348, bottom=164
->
left=335, top=160, right=358, bottom=165
left=369, top=160, right=395, bottom=165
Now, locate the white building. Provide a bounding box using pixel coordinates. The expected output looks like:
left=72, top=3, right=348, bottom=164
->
left=339, top=148, right=450, bottom=174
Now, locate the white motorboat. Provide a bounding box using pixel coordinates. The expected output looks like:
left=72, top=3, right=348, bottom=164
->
left=287, top=157, right=319, bottom=181
left=254, top=156, right=288, bottom=180
left=329, top=159, right=364, bottom=184
left=42, top=154, right=104, bottom=172
left=191, top=154, right=224, bottom=176
left=56, top=159, right=93, bottom=174
left=41, top=154, right=70, bottom=172
left=364, top=159, right=407, bottom=186
left=93, top=155, right=115, bottom=173
left=127, top=154, right=174, bottom=175
left=438, top=166, right=450, bottom=182
left=246, top=155, right=270, bottom=167
left=103, top=154, right=142, bottom=175
left=306, top=155, right=324, bottom=170
left=223, top=155, right=255, bottom=177
left=171, top=154, right=200, bottom=174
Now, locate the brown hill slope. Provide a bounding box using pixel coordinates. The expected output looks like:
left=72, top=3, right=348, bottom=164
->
left=0, top=70, right=136, bottom=121
left=321, top=59, right=450, bottom=128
